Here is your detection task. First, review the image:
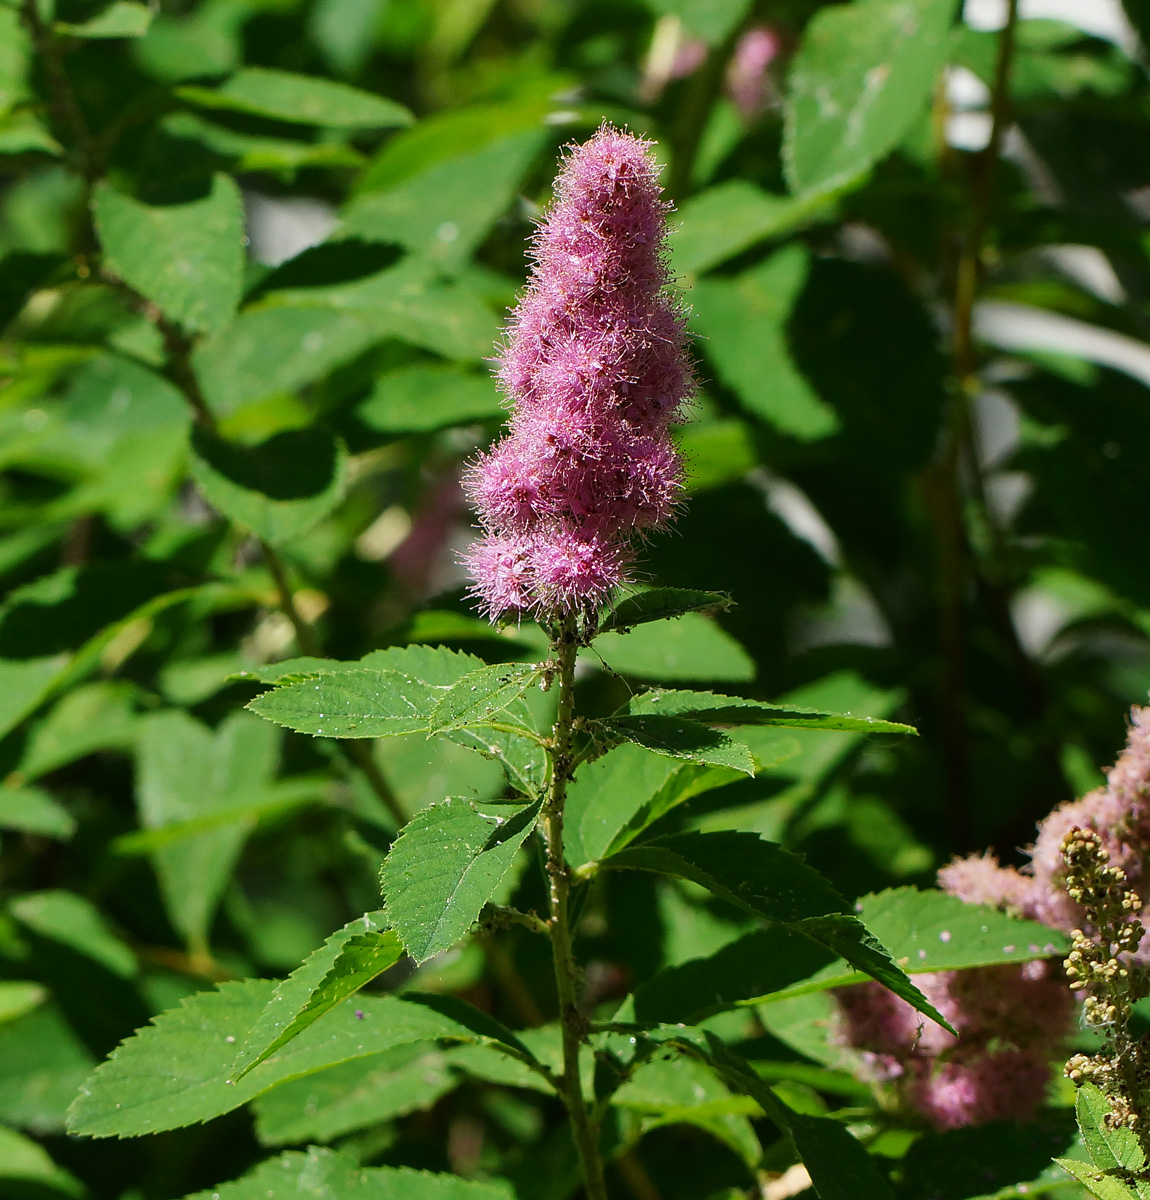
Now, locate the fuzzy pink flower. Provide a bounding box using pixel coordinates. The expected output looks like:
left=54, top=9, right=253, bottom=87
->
left=464, top=126, right=693, bottom=621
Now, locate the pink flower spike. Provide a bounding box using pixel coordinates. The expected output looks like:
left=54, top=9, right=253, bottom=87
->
left=463, top=125, right=694, bottom=623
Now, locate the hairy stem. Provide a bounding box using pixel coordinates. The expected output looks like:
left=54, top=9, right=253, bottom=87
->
left=541, top=615, right=607, bottom=1200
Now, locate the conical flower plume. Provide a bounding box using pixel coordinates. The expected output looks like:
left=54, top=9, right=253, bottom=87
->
left=464, top=125, right=694, bottom=622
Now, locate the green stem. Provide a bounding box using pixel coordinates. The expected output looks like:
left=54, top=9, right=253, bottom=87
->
left=541, top=614, right=607, bottom=1200
left=935, top=0, right=1020, bottom=848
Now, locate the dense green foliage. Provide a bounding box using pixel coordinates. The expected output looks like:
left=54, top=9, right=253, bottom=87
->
left=2, top=0, right=1149, bottom=1195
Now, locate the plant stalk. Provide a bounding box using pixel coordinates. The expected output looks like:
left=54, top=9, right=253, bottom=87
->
left=541, top=615, right=607, bottom=1200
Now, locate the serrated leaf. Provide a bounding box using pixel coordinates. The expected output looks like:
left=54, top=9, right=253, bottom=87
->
left=177, top=67, right=413, bottom=128
left=252, top=1045, right=460, bottom=1146
left=183, top=1146, right=514, bottom=1200
left=189, top=427, right=349, bottom=546
left=56, top=1, right=152, bottom=38
left=93, top=174, right=244, bottom=336
left=428, top=662, right=539, bottom=734
left=591, top=612, right=755, bottom=682
left=0, top=785, right=75, bottom=839
left=66, top=979, right=533, bottom=1138
left=784, top=0, right=958, bottom=194
left=448, top=708, right=549, bottom=797
left=594, top=715, right=756, bottom=775
left=230, top=911, right=401, bottom=1080
left=382, top=797, right=542, bottom=962
left=624, top=688, right=916, bottom=734
left=603, top=831, right=953, bottom=1034
left=597, top=588, right=733, bottom=634
left=1078, top=1083, right=1147, bottom=1173
left=247, top=669, right=440, bottom=738
left=1056, top=1157, right=1142, bottom=1200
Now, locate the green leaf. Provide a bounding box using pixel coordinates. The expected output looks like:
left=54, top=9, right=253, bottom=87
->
left=382, top=796, right=542, bottom=962
left=247, top=669, right=440, bottom=737
left=671, top=180, right=838, bottom=277
left=631, top=927, right=839, bottom=1024
left=182, top=1147, right=513, bottom=1200
left=0, top=1125, right=84, bottom=1197
left=56, top=1, right=153, bottom=38
left=357, top=363, right=504, bottom=433
left=428, top=662, right=540, bottom=734
left=66, top=979, right=531, bottom=1138
left=597, top=588, right=732, bottom=634
left=623, top=688, right=917, bottom=734
left=162, top=111, right=366, bottom=173
left=0, top=656, right=71, bottom=743
left=1078, top=1083, right=1147, bottom=1172
left=0, top=9, right=31, bottom=118
left=692, top=246, right=838, bottom=441
left=595, top=716, right=755, bottom=776
left=0, top=1004, right=96, bottom=1134
left=93, top=174, right=244, bottom=335
left=340, top=128, right=547, bottom=266
left=613, top=1055, right=762, bottom=1168
left=0, top=981, right=46, bottom=1027
left=136, top=710, right=280, bottom=953
left=19, top=680, right=140, bottom=780
left=899, top=1114, right=1079, bottom=1200
left=231, top=912, right=402, bottom=1079
left=566, top=741, right=744, bottom=864
left=783, top=0, right=958, bottom=194
left=0, top=785, right=75, bottom=839
left=252, top=1044, right=460, bottom=1146
left=1056, top=1157, right=1141, bottom=1200
left=591, top=613, right=755, bottom=682
left=0, top=110, right=62, bottom=156
left=10, top=890, right=137, bottom=978
left=177, top=67, right=413, bottom=128
left=603, top=831, right=952, bottom=1033
left=189, top=427, right=350, bottom=546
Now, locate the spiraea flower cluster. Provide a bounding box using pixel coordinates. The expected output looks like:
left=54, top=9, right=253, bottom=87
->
left=464, top=126, right=693, bottom=623
left=833, top=706, right=1150, bottom=1130
left=833, top=894, right=1074, bottom=1130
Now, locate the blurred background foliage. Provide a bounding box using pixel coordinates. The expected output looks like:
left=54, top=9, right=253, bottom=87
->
left=1, top=0, right=1149, bottom=1194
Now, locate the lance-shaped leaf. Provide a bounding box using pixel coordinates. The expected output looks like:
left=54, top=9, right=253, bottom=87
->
left=247, top=669, right=440, bottom=738
left=177, top=67, right=413, bottom=129
left=593, top=716, right=755, bottom=775
left=193, top=1148, right=514, bottom=1200
left=67, top=981, right=534, bottom=1138
left=623, top=688, right=916, bottom=734
left=230, top=911, right=402, bottom=1080
left=603, top=831, right=952, bottom=1034
left=56, top=1, right=152, bottom=38
left=428, top=663, right=540, bottom=734
left=382, top=797, right=542, bottom=962
left=597, top=588, right=732, bottom=634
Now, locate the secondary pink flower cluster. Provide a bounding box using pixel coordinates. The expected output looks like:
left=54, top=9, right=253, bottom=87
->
left=464, top=126, right=693, bottom=621
left=833, top=706, right=1150, bottom=1129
